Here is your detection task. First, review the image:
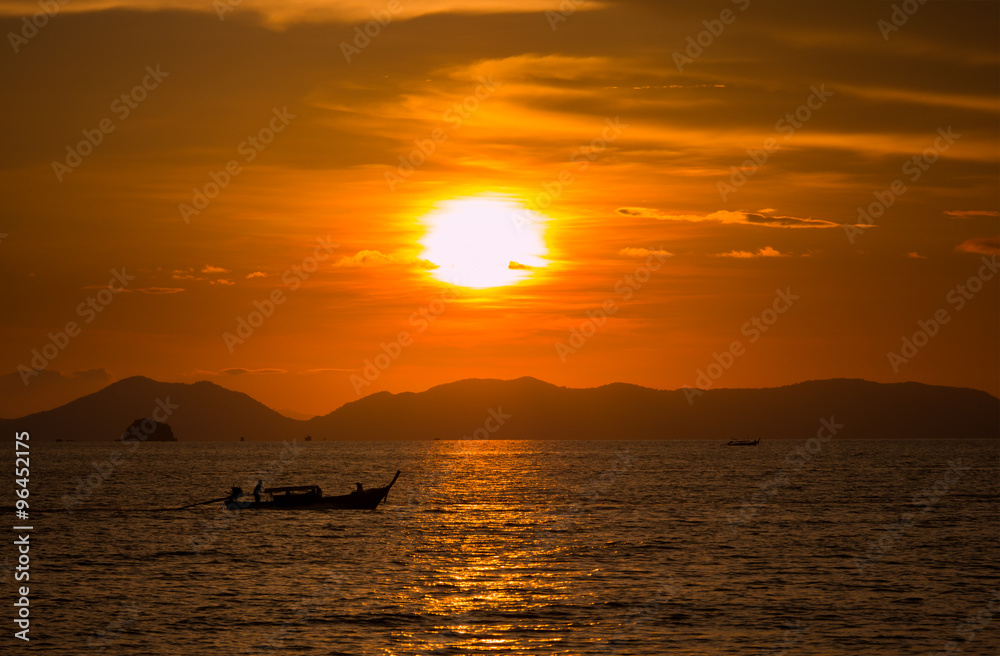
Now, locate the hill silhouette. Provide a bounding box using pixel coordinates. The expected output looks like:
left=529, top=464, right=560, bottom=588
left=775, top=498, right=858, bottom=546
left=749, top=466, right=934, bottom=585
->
left=1, top=376, right=298, bottom=442
left=2, top=376, right=996, bottom=442
left=306, top=377, right=999, bottom=441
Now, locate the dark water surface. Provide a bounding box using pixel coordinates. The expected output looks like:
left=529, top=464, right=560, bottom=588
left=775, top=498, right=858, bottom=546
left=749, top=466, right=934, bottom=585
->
left=5, top=439, right=999, bottom=655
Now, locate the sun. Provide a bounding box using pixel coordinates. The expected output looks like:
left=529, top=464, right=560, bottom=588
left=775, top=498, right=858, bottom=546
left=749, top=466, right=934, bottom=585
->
left=419, top=193, right=549, bottom=288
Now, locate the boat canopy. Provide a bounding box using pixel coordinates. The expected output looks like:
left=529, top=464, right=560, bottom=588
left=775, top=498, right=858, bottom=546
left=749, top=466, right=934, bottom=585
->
left=265, top=485, right=321, bottom=495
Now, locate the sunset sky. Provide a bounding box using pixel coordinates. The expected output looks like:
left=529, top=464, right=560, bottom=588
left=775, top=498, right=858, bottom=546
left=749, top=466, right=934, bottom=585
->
left=1, top=0, right=997, bottom=417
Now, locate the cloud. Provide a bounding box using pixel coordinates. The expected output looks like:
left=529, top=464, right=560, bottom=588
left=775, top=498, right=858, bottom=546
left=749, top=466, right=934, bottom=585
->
left=619, top=247, right=673, bottom=258
left=220, top=368, right=286, bottom=375
left=742, top=213, right=839, bottom=229
left=334, top=250, right=437, bottom=269
left=335, top=250, right=396, bottom=267
left=0, top=0, right=591, bottom=26
left=906, top=252, right=927, bottom=259
left=246, top=271, right=268, bottom=279
left=955, top=236, right=1000, bottom=256
left=508, top=261, right=534, bottom=270
left=173, top=266, right=239, bottom=284
left=945, top=210, right=999, bottom=219
left=452, top=54, right=618, bottom=84
left=616, top=207, right=838, bottom=228
left=839, top=84, right=1000, bottom=113
left=192, top=368, right=287, bottom=376
left=714, top=246, right=789, bottom=258
left=137, top=287, right=186, bottom=294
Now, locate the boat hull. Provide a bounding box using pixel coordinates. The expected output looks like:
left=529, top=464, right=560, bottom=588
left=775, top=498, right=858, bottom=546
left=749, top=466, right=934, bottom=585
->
left=224, top=471, right=400, bottom=511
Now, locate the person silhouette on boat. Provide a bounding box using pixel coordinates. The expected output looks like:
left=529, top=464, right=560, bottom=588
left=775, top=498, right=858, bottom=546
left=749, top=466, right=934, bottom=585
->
left=253, top=480, right=264, bottom=503
left=227, top=485, right=244, bottom=504
left=354, top=482, right=364, bottom=495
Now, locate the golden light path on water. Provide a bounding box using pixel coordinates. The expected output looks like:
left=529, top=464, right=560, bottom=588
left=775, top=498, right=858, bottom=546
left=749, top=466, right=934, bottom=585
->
left=418, top=194, right=549, bottom=289
left=21, top=439, right=1000, bottom=654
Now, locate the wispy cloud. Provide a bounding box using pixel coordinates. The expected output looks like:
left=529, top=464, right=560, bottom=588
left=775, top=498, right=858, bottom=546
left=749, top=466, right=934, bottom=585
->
left=714, top=246, right=789, bottom=259
left=616, top=208, right=838, bottom=229
left=945, top=210, right=999, bottom=219
left=334, top=250, right=436, bottom=269
left=192, top=368, right=287, bottom=376
left=220, top=368, right=285, bottom=375
left=619, top=247, right=673, bottom=258
left=0, top=0, right=590, bottom=25
left=955, top=236, right=1000, bottom=256
left=138, top=287, right=186, bottom=294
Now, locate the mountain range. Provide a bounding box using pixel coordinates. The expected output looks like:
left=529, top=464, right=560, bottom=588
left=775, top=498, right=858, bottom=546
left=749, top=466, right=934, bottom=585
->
left=2, top=376, right=997, bottom=442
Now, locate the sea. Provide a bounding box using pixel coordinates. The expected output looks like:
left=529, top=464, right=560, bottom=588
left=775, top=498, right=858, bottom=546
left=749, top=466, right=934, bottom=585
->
left=5, top=438, right=999, bottom=655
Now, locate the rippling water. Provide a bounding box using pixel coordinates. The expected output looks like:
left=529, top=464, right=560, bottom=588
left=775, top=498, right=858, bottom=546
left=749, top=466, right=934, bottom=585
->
left=6, top=439, right=999, bottom=655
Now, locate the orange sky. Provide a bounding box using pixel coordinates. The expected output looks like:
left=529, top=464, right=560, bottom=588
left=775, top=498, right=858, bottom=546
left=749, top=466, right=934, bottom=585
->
left=1, top=0, right=998, bottom=417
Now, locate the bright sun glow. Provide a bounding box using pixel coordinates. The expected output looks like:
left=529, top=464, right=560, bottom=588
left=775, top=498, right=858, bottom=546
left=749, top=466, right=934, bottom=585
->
left=419, top=194, right=549, bottom=288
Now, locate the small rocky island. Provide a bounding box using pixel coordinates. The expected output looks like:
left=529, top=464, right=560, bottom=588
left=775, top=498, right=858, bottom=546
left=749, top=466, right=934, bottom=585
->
left=119, top=418, right=177, bottom=442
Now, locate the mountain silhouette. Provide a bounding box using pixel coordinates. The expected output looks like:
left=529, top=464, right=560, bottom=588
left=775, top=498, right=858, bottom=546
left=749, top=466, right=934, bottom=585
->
left=1, top=375, right=996, bottom=442
left=1, top=376, right=295, bottom=442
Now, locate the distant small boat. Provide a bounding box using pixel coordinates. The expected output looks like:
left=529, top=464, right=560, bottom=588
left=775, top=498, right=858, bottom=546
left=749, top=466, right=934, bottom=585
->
left=223, top=470, right=400, bottom=510
left=727, top=438, right=760, bottom=446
